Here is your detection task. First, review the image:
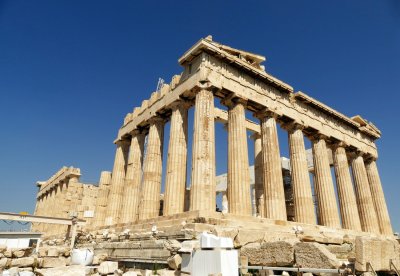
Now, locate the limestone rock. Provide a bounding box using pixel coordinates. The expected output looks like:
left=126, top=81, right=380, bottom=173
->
left=234, top=229, right=265, bottom=247
left=35, top=265, right=95, bottom=276
left=212, top=227, right=238, bottom=241
left=4, top=249, right=12, bottom=258
left=10, top=257, right=35, bottom=268
left=122, top=272, right=139, bottom=276
left=295, top=242, right=341, bottom=269
left=98, top=261, right=118, bottom=275
left=327, top=243, right=354, bottom=259
left=164, top=240, right=181, bottom=253
left=0, top=244, right=7, bottom=253
left=38, top=248, right=48, bottom=257
left=0, top=257, right=9, bottom=269
left=241, top=241, right=294, bottom=266
left=167, top=254, right=182, bottom=270
left=41, top=257, right=67, bottom=268
left=12, top=248, right=33, bottom=258
left=47, top=248, right=59, bottom=257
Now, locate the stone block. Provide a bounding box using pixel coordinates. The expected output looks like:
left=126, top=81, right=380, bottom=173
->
left=164, top=240, right=181, bottom=253
left=167, top=254, right=181, bottom=270
left=41, top=257, right=67, bottom=268
left=35, top=265, right=96, bottom=276
left=122, top=271, right=139, bottom=276
left=0, top=245, right=6, bottom=254
left=10, top=257, right=35, bottom=268
left=38, top=247, right=48, bottom=257
left=0, top=257, right=9, bottom=269
left=327, top=243, right=354, bottom=259
left=294, top=242, right=341, bottom=268
left=4, top=249, right=12, bottom=258
left=234, top=229, right=265, bottom=247
left=98, top=261, right=118, bottom=275
left=241, top=241, right=295, bottom=266
left=47, top=248, right=59, bottom=257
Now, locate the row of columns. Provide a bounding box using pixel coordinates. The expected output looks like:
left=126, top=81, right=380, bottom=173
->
left=104, top=88, right=392, bottom=236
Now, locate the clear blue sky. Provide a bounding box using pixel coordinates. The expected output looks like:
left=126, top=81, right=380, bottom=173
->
left=0, top=1, right=399, bottom=232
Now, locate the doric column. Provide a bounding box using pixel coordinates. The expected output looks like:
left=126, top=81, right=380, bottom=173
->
left=139, top=118, right=164, bottom=220
left=252, top=133, right=265, bottom=217
left=257, top=112, right=287, bottom=220
left=365, top=159, right=392, bottom=235
left=312, top=135, right=341, bottom=228
left=164, top=101, right=189, bottom=216
left=351, top=154, right=380, bottom=233
left=94, top=171, right=112, bottom=227
left=105, top=139, right=130, bottom=225
left=190, top=89, right=216, bottom=212
left=121, top=130, right=145, bottom=223
left=332, top=144, right=361, bottom=231
left=287, top=124, right=315, bottom=224
left=227, top=99, right=252, bottom=215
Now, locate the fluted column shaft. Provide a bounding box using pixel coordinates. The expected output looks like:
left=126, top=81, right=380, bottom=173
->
left=105, top=140, right=130, bottom=225
left=288, top=126, right=316, bottom=224
left=333, top=146, right=361, bottom=231
left=227, top=100, right=252, bottom=215
left=139, top=118, right=164, bottom=220
left=121, top=131, right=145, bottom=223
left=94, top=171, right=112, bottom=227
left=252, top=133, right=265, bottom=217
left=190, top=89, right=216, bottom=212
left=351, top=155, right=380, bottom=233
left=164, top=102, right=189, bottom=216
left=365, top=160, right=392, bottom=235
left=312, top=137, right=340, bottom=228
left=259, top=115, right=287, bottom=220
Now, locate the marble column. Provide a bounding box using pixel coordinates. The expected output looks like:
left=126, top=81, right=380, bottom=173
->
left=164, top=101, right=189, bottom=216
left=287, top=124, right=316, bottom=224
left=94, top=171, right=112, bottom=227
left=258, top=113, right=287, bottom=220
left=252, top=133, right=264, bottom=217
left=139, top=118, right=164, bottom=220
left=190, top=89, right=216, bottom=212
left=312, top=136, right=340, bottom=228
left=351, top=154, right=380, bottom=233
left=105, top=139, right=130, bottom=225
left=227, top=99, right=252, bottom=215
left=333, top=144, right=361, bottom=231
left=365, top=159, right=392, bottom=235
left=121, top=131, right=145, bottom=223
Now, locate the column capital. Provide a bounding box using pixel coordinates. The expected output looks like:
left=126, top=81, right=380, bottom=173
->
left=348, top=149, right=366, bottom=161
left=169, top=99, right=193, bottom=111
left=221, top=93, right=248, bottom=108
left=147, top=116, right=166, bottom=126
left=331, top=141, right=348, bottom=150
left=253, top=108, right=279, bottom=120
left=116, top=138, right=130, bottom=147
left=280, top=121, right=305, bottom=133
left=250, top=132, right=261, bottom=140
left=307, top=132, right=329, bottom=143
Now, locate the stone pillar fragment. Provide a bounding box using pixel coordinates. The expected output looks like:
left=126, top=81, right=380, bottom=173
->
left=105, top=140, right=130, bottom=225
left=190, top=89, right=216, bottom=212
left=351, top=155, right=380, bottom=234
left=312, top=136, right=341, bottom=228
left=139, top=118, right=164, bottom=220
left=333, top=145, right=361, bottom=231
left=365, top=160, right=393, bottom=235
left=164, top=101, right=189, bottom=216
left=94, top=171, right=112, bottom=227
left=121, top=131, right=145, bottom=223
left=258, top=114, right=287, bottom=220
left=287, top=125, right=316, bottom=224
left=252, top=133, right=264, bottom=217
left=227, top=99, right=252, bottom=215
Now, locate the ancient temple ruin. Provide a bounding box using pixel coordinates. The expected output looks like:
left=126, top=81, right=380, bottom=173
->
left=31, top=36, right=399, bottom=273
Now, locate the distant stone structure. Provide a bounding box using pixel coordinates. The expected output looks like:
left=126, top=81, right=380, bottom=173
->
left=32, top=36, right=399, bottom=272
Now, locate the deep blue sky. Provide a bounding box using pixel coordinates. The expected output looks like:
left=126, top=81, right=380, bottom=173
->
left=0, top=1, right=399, bottom=232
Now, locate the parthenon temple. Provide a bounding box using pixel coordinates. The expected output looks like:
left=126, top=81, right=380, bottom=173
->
left=31, top=36, right=398, bottom=272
